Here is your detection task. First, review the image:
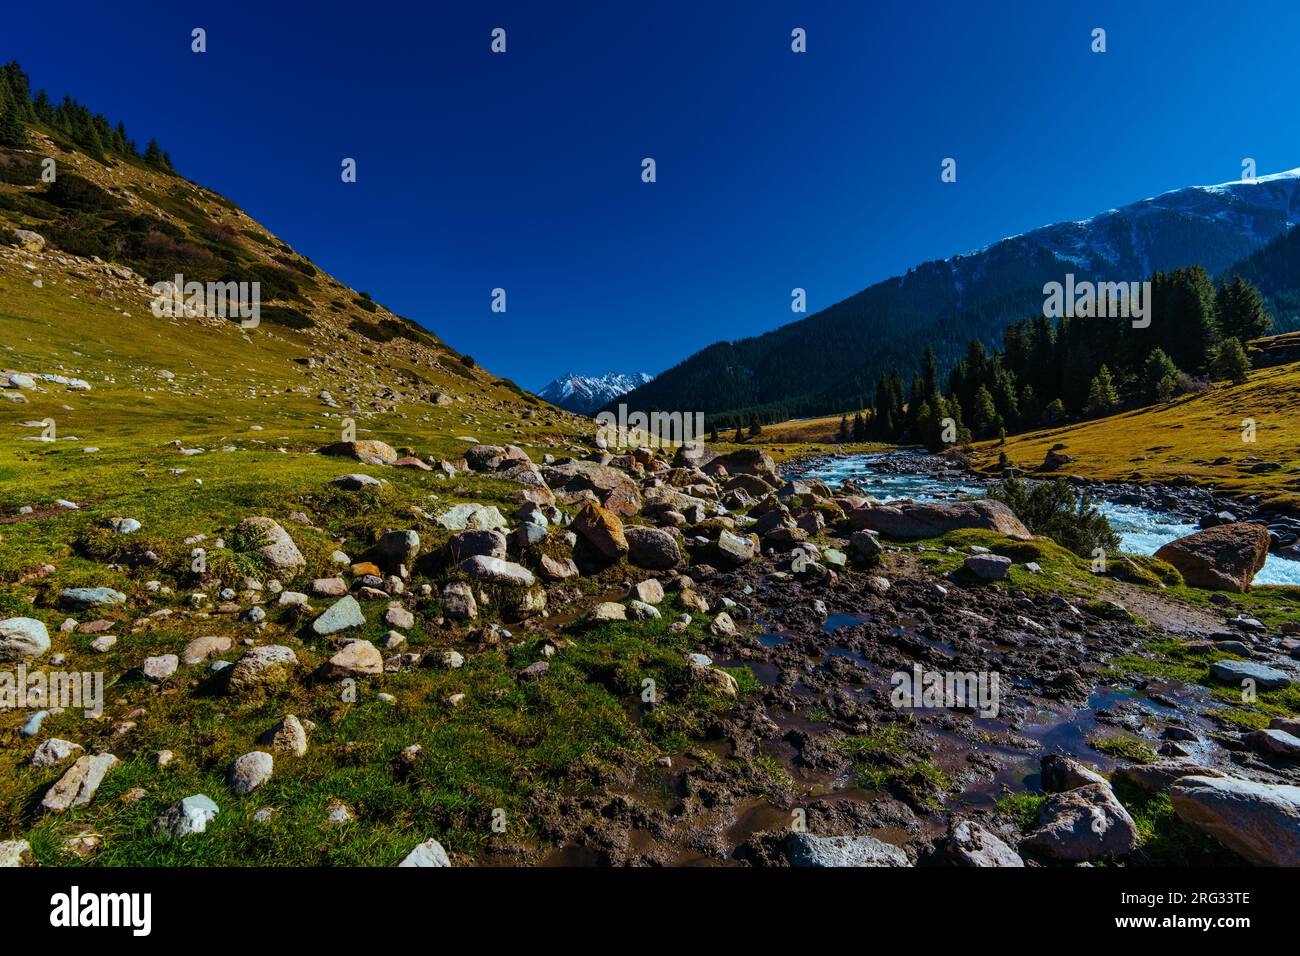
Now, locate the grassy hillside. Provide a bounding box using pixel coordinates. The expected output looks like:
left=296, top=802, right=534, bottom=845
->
left=970, top=358, right=1300, bottom=511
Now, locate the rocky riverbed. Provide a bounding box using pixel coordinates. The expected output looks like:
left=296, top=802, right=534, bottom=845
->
left=3, top=440, right=1299, bottom=867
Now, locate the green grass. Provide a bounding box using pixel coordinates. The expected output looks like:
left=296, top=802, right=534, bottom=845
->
left=0, top=596, right=753, bottom=865
left=993, top=791, right=1047, bottom=833
left=837, top=722, right=952, bottom=807
left=1087, top=735, right=1157, bottom=764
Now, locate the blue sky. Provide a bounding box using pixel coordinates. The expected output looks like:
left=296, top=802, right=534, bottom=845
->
left=8, top=1, right=1300, bottom=389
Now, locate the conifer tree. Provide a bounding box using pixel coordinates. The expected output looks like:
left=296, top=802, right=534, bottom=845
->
left=1085, top=365, right=1118, bottom=416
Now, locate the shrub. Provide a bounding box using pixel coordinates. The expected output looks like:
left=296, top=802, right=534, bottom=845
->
left=985, top=477, right=1120, bottom=557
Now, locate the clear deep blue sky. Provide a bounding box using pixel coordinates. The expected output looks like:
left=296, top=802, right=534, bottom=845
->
left=8, top=1, right=1300, bottom=389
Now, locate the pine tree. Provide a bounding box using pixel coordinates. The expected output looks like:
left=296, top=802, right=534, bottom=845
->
left=852, top=411, right=866, bottom=442
left=1216, top=276, right=1273, bottom=343
left=921, top=346, right=937, bottom=398
left=733, top=424, right=743, bottom=443
left=1085, top=365, right=1118, bottom=416
left=748, top=415, right=761, bottom=437
left=972, top=385, right=998, bottom=436
left=143, top=138, right=165, bottom=167
left=836, top=415, right=849, bottom=443
left=1210, top=337, right=1251, bottom=384
left=0, top=100, right=26, bottom=148
left=1141, top=348, right=1179, bottom=402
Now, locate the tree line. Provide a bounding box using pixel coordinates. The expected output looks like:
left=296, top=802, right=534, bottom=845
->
left=862, top=266, right=1272, bottom=449
left=0, top=61, right=174, bottom=171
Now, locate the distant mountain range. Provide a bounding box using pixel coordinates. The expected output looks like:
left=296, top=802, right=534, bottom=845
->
left=536, top=371, right=653, bottom=414
left=610, top=169, right=1300, bottom=425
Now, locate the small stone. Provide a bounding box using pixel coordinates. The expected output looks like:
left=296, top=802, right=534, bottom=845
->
left=589, top=602, right=626, bottom=622
left=153, top=794, right=219, bottom=837
left=398, top=838, right=452, bottom=867
left=229, top=751, right=274, bottom=794
left=326, top=639, right=383, bottom=677
left=311, top=595, right=366, bottom=636
left=32, top=738, right=83, bottom=767
left=142, top=654, right=179, bottom=681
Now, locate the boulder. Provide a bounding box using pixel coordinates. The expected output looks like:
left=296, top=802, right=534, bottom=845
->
left=705, top=448, right=779, bottom=483
left=460, top=555, right=536, bottom=587
left=849, top=530, right=882, bottom=559
left=541, top=460, right=642, bottom=516
left=0, top=617, right=50, bottom=661
left=1170, top=775, right=1300, bottom=865
left=40, top=754, right=119, bottom=813
left=715, top=529, right=755, bottom=565
left=311, top=595, right=366, bottom=636
left=589, top=602, right=627, bottom=622
left=850, top=500, right=1031, bottom=541
left=444, top=529, right=508, bottom=562
left=373, top=529, right=420, bottom=568
left=1209, top=659, right=1291, bottom=691
left=181, top=635, right=233, bottom=664
left=1245, top=728, right=1300, bottom=758
left=434, top=503, right=507, bottom=531
left=398, top=838, right=452, bottom=867
left=631, top=579, right=665, bottom=604
left=441, top=581, right=478, bottom=619
left=229, top=751, right=274, bottom=794
left=786, top=833, right=909, bottom=867
left=238, top=517, right=305, bottom=570
left=58, top=587, right=126, bottom=610
left=225, top=645, right=299, bottom=694
left=317, top=440, right=399, bottom=465
left=0, top=840, right=34, bottom=866
left=1021, top=782, right=1139, bottom=862
left=1110, top=761, right=1222, bottom=794
left=1040, top=754, right=1109, bottom=793
left=942, top=820, right=1023, bottom=867
left=624, top=526, right=682, bottom=569
left=153, top=794, right=220, bottom=838
left=142, top=654, right=179, bottom=681
left=326, top=639, right=384, bottom=677
left=539, top=553, right=579, bottom=580
left=1153, top=523, right=1269, bottom=593
left=32, top=738, right=83, bottom=767
left=263, top=715, right=309, bottom=756
left=571, top=502, right=628, bottom=559
left=964, top=554, right=1012, bottom=581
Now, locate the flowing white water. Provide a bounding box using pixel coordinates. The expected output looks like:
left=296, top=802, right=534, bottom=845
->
left=796, top=454, right=1300, bottom=587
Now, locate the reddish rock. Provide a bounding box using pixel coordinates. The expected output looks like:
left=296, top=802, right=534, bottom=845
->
left=1154, top=522, right=1269, bottom=593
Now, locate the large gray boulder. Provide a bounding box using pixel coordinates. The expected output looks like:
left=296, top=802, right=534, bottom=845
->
left=1209, top=659, right=1291, bottom=691
left=624, top=526, right=682, bottom=569
left=1021, top=782, right=1138, bottom=862
left=1170, top=775, right=1300, bottom=865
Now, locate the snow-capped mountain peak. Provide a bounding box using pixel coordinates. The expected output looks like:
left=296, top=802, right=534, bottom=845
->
left=536, top=371, right=654, bottom=414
